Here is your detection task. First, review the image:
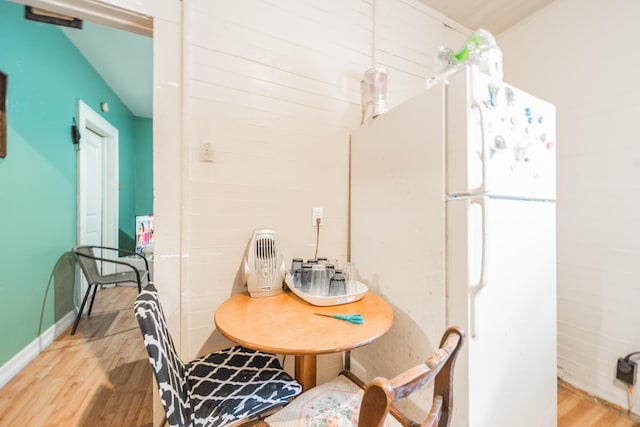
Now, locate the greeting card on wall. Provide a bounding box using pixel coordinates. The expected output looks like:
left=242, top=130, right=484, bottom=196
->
left=135, top=214, right=154, bottom=255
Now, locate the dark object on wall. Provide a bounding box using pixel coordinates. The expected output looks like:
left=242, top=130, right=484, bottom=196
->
left=25, top=6, right=83, bottom=29
left=0, top=70, right=6, bottom=158
left=71, top=125, right=80, bottom=145
left=616, top=357, right=637, bottom=385
left=617, top=351, right=640, bottom=386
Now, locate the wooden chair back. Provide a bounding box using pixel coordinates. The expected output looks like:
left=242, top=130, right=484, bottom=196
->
left=358, top=326, right=465, bottom=427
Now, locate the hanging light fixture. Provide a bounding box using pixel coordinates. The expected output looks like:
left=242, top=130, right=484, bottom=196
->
left=360, top=0, right=388, bottom=120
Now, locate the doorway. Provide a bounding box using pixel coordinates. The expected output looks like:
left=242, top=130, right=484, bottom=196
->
left=76, top=99, right=119, bottom=306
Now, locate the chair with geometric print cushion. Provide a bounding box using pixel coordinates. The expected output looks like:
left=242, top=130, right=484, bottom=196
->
left=263, top=326, right=465, bottom=427
left=134, top=284, right=302, bottom=427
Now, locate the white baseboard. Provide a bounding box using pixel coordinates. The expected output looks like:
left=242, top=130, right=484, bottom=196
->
left=0, top=309, right=76, bottom=389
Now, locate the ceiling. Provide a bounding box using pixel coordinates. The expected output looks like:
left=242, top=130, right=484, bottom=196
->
left=61, top=21, right=152, bottom=118
left=58, top=0, right=555, bottom=120
left=419, top=0, right=557, bottom=34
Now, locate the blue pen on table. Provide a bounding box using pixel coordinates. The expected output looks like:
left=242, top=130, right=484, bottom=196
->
left=314, top=313, right=364, bottom=324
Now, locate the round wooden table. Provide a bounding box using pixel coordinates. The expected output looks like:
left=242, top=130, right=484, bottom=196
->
left=214, top=289, right=393, bottom=390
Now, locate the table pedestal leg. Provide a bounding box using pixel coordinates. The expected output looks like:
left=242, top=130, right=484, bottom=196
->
left=295, top=355, right=316, bottom=391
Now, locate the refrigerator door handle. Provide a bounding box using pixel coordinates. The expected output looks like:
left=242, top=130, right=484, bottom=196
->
left=469, top=196, right=488, bottom=337
left=471, top=102, right=489, bottom=195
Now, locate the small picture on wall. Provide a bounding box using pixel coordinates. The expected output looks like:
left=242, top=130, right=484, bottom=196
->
left=0, top=70, right=6, bottom=158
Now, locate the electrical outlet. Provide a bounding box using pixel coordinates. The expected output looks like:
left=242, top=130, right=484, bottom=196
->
left=616, top=358, right=637, bottom=385
left=200, top=142, right=214, bottom=163
left=312, top=207, right=323, bottom=226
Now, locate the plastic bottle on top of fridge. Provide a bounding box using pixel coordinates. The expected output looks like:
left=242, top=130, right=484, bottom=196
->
left=434, top=28, right=503, bottom=81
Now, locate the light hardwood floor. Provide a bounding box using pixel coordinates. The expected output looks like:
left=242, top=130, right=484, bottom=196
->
left=558, top=380, right=640, bottom=427
left=0, top=286, right=152, bottom=426
left=1, top=285, right=638, bottom=426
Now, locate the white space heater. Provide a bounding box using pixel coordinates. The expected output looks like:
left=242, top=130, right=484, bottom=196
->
left=243, top=229, right=286, bottom=297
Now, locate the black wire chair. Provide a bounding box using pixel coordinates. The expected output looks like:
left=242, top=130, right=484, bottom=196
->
left=71, top=245, right=151, bottom=335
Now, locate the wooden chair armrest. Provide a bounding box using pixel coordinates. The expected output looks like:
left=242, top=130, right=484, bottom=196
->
left=341, top=369, right=415, bottom=426
left=358, top=326, right=465, bottom=427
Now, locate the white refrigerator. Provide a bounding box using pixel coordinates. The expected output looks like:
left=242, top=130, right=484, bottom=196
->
left=350, top=65, right=556, bottom=426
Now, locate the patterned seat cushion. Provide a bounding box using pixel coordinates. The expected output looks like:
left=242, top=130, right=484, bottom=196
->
left=187, top=346, right=302, bottom=427
left=264, top=375, right=401, bottom=427
left=134, top=284, right=302, bottom=427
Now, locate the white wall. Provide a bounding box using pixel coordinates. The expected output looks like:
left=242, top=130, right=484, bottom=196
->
left=499, top=0, right=640, bottom=415
left=181, top=0, right=468, bottom=383
left=21, top=0, right=469, bottom=404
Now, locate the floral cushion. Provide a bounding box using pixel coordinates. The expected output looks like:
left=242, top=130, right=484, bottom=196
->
left=264, top=374, right=401, bottom=427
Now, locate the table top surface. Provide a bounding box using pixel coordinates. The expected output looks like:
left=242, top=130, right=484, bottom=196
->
left=214, top=289, right=394, bottom=356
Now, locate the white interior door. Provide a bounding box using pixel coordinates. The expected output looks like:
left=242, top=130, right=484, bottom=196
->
left=81, top=129, right=103, bottom=247
left=77, top=100, right=119, bottom=307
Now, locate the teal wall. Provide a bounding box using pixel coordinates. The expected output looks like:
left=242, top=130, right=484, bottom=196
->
left=134, top=117, right=153, bottom=216
left=0, top=0, right=153, bottom=367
